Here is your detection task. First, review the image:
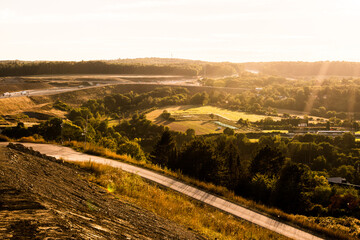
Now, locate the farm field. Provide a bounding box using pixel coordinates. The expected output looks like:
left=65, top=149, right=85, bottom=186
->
left=169, top=105, right=281, bottom=121
left=276, top=108, right=328, bottom=123
left=146, top=105, right=272, bottom=134
left=148, top=116, right=220, bottom=135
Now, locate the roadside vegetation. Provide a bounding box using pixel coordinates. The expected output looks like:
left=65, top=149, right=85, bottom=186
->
left=76, top=160, right=288, bottom=240
left=60, top=140, right=356, bottom=239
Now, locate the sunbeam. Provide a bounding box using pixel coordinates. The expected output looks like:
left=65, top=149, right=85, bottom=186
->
left=303, top=61, right=330, bottom=114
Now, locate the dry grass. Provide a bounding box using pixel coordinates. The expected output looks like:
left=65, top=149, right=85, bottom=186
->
left=18, top=136, right=46, bottom=143
left=146, top=105, right=280, bottom=134
left=149, top=105, right=281, bottom=122
left=0, top=97, right=36, bottom=115
left=63, top=140, right=353, bottom=240
left=75, top=161, right=288, bottom=240
left=155, top=120, right=220, bottom=135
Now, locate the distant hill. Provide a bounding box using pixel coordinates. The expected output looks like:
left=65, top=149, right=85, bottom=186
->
left=107, top=57, right=208, bottom=65
left=243, top=61, right=360, bottom=77
left=0, top=58, right=241, bottom=77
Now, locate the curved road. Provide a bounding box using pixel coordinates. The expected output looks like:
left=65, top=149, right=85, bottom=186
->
left=5, top=142, right=323, bottom=240
left=0, top=79, right=249, bottom=99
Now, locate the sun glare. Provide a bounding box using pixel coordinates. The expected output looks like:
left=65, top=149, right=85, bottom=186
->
left=0, top=0, right=359, bottom=61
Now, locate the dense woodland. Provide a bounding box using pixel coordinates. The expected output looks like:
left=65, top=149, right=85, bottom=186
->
left=0, top=60, right=238, bottom=77
left=2, top=86, right=360, bottom=219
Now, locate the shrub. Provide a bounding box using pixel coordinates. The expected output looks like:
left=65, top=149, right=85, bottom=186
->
left=0, top=134, right=10, bottom=142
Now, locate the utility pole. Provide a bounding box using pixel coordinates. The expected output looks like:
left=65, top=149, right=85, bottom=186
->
left=84, top=115, right=88, bottom=150
left=60, top=121, right=64, bottom=144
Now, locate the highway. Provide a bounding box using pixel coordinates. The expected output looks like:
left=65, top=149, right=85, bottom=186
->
left=5, top=142, right=324, bottom=240
left=0, top=77, right=249, bottom=99
left=0, top=82, right=121, bottom=99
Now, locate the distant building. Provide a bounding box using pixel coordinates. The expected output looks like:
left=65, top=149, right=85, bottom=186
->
left=328, top=177, right=348, bottom=184
left=317, top=130, right=349, bottom=136
left=328, top=177, right=360, bottom=189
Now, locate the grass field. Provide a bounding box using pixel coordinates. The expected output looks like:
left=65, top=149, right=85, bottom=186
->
left=169, top=105, right=281, bottom=122
left=262, top=130, right=289, bottom=134
left=78, top=161, right=288, bottom=240
left=146, top=105, right=275, bottom=134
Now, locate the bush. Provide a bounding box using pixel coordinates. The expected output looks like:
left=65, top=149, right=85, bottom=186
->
left=53, top=100, right=70, bottom=111
left=117, top=141, right=147, bottom=162
left=18, top=135, right=46, bottom=143
left=0, top=134, right=10, bottom=142
left=161, top=110, right=171, bottom=120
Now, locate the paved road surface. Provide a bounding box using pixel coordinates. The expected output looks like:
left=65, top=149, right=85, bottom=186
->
left=0, top=79, right=248, bottom=99
left=0, top=82, right=120, bottom=99
left=4, top=142, right=324, bottom=240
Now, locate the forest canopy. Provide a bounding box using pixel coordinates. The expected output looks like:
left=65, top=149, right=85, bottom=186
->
left=0, top=60, right=240, bottom=77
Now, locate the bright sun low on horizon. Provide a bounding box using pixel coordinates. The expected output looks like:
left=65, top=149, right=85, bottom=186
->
left=1, top=0, right=360, bottom=63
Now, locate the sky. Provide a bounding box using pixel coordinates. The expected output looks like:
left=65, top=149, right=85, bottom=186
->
left=1, top=0, right=360, bottom=62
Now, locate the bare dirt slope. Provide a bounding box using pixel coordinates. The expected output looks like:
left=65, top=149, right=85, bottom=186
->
left=0, top=144, right=205, bottom=240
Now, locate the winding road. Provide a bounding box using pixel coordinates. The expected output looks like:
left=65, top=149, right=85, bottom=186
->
left=4, top=142, right=324, bottom=240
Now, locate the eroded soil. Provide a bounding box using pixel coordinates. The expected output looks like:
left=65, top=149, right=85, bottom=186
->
left=0, top=144, right=205, bottom=239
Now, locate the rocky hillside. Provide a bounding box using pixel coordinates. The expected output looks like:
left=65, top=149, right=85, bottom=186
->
left=0, top=143, right=205, bottom=239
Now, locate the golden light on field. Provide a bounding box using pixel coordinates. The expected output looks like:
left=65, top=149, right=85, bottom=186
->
left=1, top=0, right=360, bottom=62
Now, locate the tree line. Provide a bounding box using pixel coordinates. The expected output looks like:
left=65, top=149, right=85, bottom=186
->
left=0, top=60, right=240, bottom=77
left=0, top=61, right=198, bottom=77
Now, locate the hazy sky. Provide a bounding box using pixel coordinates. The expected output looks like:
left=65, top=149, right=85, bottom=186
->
left=1, top=0, right=360, bottom=62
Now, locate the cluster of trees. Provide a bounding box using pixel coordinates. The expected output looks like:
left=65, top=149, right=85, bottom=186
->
left=2, top=115, right=150, bottom=161
left=77, top=87, right=189, bottom=118
left=151, top=131, right=360, bottom=217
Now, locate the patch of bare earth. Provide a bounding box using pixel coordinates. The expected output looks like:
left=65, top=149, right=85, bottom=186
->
left=0, top=144, right=205, bottom=239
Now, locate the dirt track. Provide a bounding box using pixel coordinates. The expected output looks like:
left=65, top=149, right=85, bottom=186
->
left=0, top=144, right=205, bottom=239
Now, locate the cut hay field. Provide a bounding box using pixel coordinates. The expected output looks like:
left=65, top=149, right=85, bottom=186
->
left=146, top=105, right=272, bottom=134
left=169, top=105, right=281, bottom=122
left=146, top=108, right=220, bottom=135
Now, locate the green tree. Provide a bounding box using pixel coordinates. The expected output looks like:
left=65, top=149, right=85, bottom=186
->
left=62, top=121, right=83, bottom=141
left=150, top=130, right=177, bottom=167
left=185, top=128, right=196, bottom=140
left=223, top=127, right=235, bottom=135
left=117, top=141, right=146, bottom=161
left=250, top=146, right=285, bottom=177
left=190, top=92, right=209, bottom=105
left=178, top=138, right=217, bottom=182
left=274, top=162, right=313, bottom=213
left=38, top=117, right=63, bottom=141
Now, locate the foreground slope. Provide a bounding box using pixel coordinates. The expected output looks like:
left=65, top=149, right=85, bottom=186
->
left=0, top=144, right=204, bottom=239
left=9, top=142, right=324, bottom=240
